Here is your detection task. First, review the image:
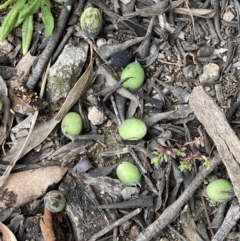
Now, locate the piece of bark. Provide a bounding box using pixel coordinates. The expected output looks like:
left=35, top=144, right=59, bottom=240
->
left=189, top=86, right=240, bottom=202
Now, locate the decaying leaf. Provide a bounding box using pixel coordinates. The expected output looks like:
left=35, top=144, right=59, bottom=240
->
left=180, top=205, right=197, bottom=241
left=0, top=222, right=17, bottom=241
left=0, top=166, right=67, bottom=210
left=173, top=8, right=216, bottom=18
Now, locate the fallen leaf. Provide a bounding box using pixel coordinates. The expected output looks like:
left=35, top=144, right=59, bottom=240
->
left=0, top=222, right=17, bottom=241
left=0, top=166, right=67, bottom=210
left=173, top=8, right=216, bottom=18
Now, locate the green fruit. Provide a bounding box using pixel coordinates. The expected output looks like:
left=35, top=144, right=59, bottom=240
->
left=44, top=190, right=66, bottom=213
left=61, top=112, right=83, bottom=140
left=206, top=179, right=234, bottom=202
left=80, top=7, right=103, bottom=39
left=116, top=161, right=141, bottom=185
left=118, top=118, right=147, bottom=140
left=121, top=61, right=145, bottom=90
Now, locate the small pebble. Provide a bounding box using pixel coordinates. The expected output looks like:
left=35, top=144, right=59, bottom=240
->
left=182, top=65, right=198, bottom=79
left=88, top=106, right=107, bottom=125
left=108, top=51, right=133, bottom=67
left=199, top=63, right=220, bottom=86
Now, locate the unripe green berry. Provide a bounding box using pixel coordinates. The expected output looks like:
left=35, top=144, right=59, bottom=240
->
left=118, top=118, right=147, bottom=140
left=116, top=161, right=141, bottom=185
left=61, top=112, right=83, bottom=140
left=206, top=179, right=234, bottom=202
left=121, top=61, right=145, bottom=90
left=80, top=7, right=103, bottom=39
left=44, top=190, right=66, bottom=213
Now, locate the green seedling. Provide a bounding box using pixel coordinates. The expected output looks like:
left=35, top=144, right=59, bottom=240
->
left=41, top=0, right=54, bottom=37
left=0, top=0, right=26, bottom=41
left=202, top=155, right=211, bottom=169
left=118, top=118, right=147, bottom=141
left=0, top=0, right=66, bottom=52
left=22, top=14, right=33, bottom=55
left=116, top=161, right=141, bottom=185
left=206, top=179, right=234, bottom=202
left=120, top=61, right=145, bottom=90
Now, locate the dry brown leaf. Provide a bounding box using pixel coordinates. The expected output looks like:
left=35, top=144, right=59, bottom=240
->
left=8, top=89, right=34, bottom=115
left=0, top=166, right=67, bottom=210
left=169, top=0, right=185, bottom=10
left=16, top=52, right=37, bottom=83
left=3, top=43, right=93, bottom=164
left=40, top=208, right=55, bottom=241
left=180, top=205, right=197, bottom=241
left=173, top=8, right=216, bottom=18
left=0, top=222, right=17, bottom=241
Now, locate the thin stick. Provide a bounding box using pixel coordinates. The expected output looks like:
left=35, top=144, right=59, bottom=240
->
left=27, top=0, right=75, bottom=89
left=89, top=208, right=141, bottom=241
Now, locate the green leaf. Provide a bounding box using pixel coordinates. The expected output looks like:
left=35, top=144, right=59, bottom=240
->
left=0, top=0, right=16, bottom=10
left=15, top=0, right=41, bottom=27
left=41, top=0, right=54, bottom=37
left=22, top=14, right=33, bottom=55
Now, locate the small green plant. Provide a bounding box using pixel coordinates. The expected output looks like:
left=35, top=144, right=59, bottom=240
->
left=149, top=139, right=212, bottom=171
left=0, top=0, right=67, bottom=53
left=178, top=161, right=192, bottom=172
left=202, top=155, right=212, bottom=169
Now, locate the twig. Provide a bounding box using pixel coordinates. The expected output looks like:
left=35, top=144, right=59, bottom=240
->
left=136, top=153, right=221, bottom=241
left=89, top=208, right=141, bottom=241
left=40, top=208, right=55, bottom=241
left=27, top=0, right=75, bottom=89
left=212, top=200, right=240, bottom=241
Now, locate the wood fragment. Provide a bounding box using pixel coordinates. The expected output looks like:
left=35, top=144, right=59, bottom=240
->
left=89, top=208, right=141, bottom=241
left=40, top=208, right=55, bottom=241
left=189, top=86, right=240, bottom=202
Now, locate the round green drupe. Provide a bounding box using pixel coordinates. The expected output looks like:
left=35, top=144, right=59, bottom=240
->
left=44, top=190, right=66, bottom=213
left=120, top=61, right=145, bottom=90
left=206, top=179, right=234, bottom=202
left=61, top=112, right=83, bottom=140
left=80, top=7, right=103, bottom=39
left=118, top=118, right=147, bottom=140
left=116, top=161, right=141, bottom=185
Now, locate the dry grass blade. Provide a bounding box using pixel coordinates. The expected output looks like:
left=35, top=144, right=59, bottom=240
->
left=173, top=8, right=216, bottom=18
